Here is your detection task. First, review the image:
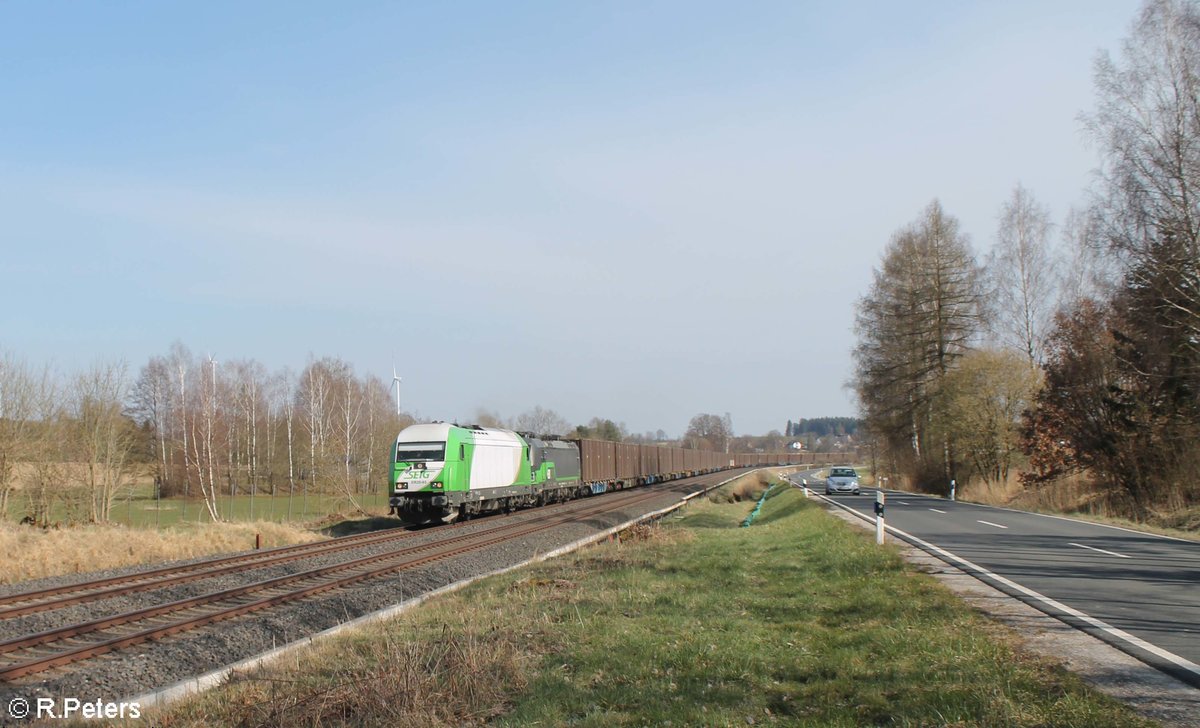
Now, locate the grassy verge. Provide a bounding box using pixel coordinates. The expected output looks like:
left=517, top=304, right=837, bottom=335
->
left=141, top=485, right=1152, bottom=727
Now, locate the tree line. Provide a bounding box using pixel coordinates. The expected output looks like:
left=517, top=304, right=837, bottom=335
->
left=130, top=343, right=410, bottom=522
left=0, top=343, right=418, bottom=526
left=785, top=418, right=860, bottom=438
left=0, top=354, right=137, bottom=525
left=0, top=342, right=782, bottom=524
left=852, top=0, right=1200, bottom=515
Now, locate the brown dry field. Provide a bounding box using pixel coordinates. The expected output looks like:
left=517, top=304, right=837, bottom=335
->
left=0, top=520, right=324, bottom=585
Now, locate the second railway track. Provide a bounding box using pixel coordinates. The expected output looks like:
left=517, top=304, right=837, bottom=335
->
left=0, top=491, right=615, bottom=620
left=0, top=470, right=740, bottom=684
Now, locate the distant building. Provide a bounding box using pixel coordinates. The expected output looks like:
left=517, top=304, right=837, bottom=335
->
left=789, top=441, right=804, bottom=450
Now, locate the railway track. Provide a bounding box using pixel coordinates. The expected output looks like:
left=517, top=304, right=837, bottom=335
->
left=0, top=470, right=738, bottom=682
left=0, top=494, right=598, bottom=620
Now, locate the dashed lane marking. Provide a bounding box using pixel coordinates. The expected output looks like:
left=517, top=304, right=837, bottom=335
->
left=929, top=508, right=946, bottom=514
left=1070, top=542, right=1132, bottom=559
left=978, top=520, right=1009, bottom=529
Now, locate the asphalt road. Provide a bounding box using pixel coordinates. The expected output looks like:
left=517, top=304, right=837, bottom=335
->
left=787, top=471, right=1200, bottom=689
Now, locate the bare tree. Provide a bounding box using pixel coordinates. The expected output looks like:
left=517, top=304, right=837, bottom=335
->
left=1086, top=0, right=1200, bottom=372
left=168, top=342, right=193, bottom=503
left=986, top=184, right=1058, bottom=366
left=513, top=406, right=572, bottom=436
left=300, top=358, right=335, bottom=501
left=336, top=365, right=365, bottom=509
left=131, top=357, right=172, bottom=495
left=1059, top=206, right=1120, bottom=306
left=684, top=413, right=730, bottom=452
left=72, top=360, right=136, bottom=522
left=0, top=352, right=56, bottom=520
left=186, top=355, right=222, bottom=522
left=278, top=369, right=298, bottom=520
left=472, top=409, right=505, bottom=428
left=853, top=200, right=983, bottom=491
left=1076, top=0, right=1200, bottom=506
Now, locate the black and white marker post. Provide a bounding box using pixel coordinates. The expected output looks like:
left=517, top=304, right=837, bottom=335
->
left=873, top=490, right=886, bottom=545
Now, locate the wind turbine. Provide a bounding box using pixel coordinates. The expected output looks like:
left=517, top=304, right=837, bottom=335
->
left=391, top=365, right=402, bottom=416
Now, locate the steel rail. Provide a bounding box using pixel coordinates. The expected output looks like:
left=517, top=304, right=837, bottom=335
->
left=0, top=468, right=740, bottom=617
left=0, top=492, right=602, bottom=619
left=0, top=484, right=681, bottom=681
left=0, top=524, right=413, bottom=614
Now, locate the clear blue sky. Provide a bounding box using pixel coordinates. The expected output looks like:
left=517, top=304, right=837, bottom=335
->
left=0, top=1, right=1139, bottom=435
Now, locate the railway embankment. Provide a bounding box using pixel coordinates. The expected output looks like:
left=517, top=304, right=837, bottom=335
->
left=139, top=479, right=1150, bottom=727
left=0, top=473, right=733, bottom=724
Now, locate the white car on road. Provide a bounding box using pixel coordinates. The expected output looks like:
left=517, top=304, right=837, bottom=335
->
left=825, top=467, right=861, bottom=495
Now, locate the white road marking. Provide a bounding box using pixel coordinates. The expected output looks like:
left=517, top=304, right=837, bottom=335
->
left=871, top=486, right=1192, bottom=543
left=1070, top=542, right=1131, bottom=559
left=928, top=508, right=946, bottom=514
left=978, top=520, right=1008, bottom=529
left=814, top=494, right=1200, bottom=683
left=898, top=501, right=910, bottom=505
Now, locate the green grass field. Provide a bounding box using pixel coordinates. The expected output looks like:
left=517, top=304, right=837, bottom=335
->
left=144, top=479, right=1152, bottom=727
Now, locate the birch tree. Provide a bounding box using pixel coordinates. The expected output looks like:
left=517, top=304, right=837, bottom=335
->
left=131, top=357, right=172, bottom=496
left=1084, top=0, right=1200, bottom=504
left=72, top=360, right=136, bottom=522
left=987, top=184, right=1058, bottom=366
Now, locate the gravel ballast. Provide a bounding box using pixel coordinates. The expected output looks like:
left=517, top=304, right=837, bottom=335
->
left=0, top=472, right=750, bottom=721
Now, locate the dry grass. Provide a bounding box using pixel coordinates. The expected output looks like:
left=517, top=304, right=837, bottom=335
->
left=0, top=520, right=324, bottom=584
left=1007, top=471, right=1107, bottom=514
left=708, top=471, right=776, bottom=503
left=1155, top=505, right=1200, bottom=532
left=144, top=589, right=546, bottom=728
left=147, top=627, right=529, bottom=728
left=617, top=521, right=694, bottom=546
left=958, top=471, right=1027, bottom=506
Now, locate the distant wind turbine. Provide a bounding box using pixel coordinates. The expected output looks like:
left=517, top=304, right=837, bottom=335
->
left=392, top=365, right=402, bottom=416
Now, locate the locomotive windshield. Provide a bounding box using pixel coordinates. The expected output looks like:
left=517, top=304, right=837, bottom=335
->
left=395, top=443, right=445, bottom=463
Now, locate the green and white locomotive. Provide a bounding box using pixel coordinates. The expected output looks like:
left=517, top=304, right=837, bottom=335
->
left=387, top=422, right=584, bottom=522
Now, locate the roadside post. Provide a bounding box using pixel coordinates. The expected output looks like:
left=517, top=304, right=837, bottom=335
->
left=874, top=491, right=886, bottom=545
left=801, top=478, right=809, bottom=497
left=950, top=479, right=957, bottom=501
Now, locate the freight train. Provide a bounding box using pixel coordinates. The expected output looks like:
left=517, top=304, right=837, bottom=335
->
left=387, top=422, right=843, bottom=523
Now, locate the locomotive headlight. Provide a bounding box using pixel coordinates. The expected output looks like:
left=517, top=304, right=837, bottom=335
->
left=431, top=482, right=443, bottom=490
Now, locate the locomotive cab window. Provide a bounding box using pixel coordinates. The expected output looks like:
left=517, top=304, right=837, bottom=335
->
left=395, top=443, right=445, bottom=463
